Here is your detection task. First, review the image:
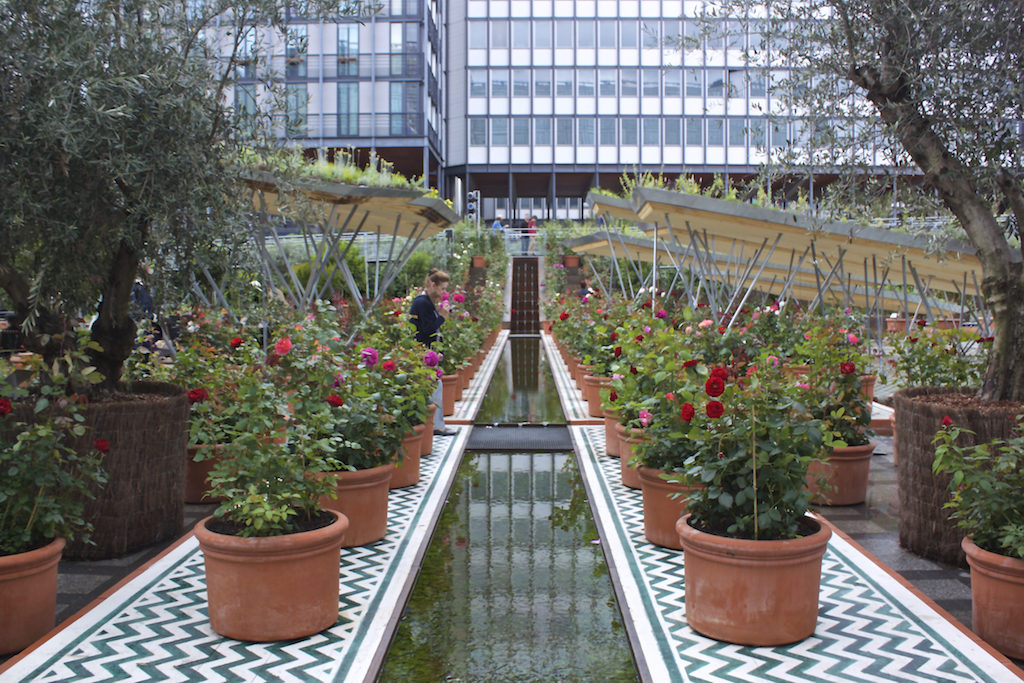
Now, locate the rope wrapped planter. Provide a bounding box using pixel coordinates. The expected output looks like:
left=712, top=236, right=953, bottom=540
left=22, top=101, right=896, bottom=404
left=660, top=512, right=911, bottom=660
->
left=64, top=381, right=189, bottom=560
left=893, top=386, right=1020, bottom=567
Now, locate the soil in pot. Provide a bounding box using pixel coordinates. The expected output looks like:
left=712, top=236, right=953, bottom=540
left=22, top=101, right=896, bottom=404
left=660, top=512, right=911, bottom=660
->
left=196, top=510, right=348, bottom=642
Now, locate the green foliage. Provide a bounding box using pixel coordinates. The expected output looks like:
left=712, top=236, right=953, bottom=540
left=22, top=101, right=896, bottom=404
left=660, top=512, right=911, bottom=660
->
left=887, top=327, right=990, bottom=389
left=292, top=247, right=368, bottom=299
left=932, top=414, right=1024, bottom=559
left=0, top=343, right=108, bottom=554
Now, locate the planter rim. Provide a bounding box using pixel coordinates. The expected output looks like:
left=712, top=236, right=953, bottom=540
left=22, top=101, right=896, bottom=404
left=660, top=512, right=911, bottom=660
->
left=195, top=510, right=347, bottom=560
left=677, top=513, right=831, bottom=562
left=962, top=536, right=1024, bottom=582
left=0, top=537, right=66, bottom=575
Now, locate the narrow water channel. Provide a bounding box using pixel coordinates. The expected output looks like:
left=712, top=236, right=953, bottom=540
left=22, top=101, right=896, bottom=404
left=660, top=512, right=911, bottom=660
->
left=377, top=337, right=638, bottom=682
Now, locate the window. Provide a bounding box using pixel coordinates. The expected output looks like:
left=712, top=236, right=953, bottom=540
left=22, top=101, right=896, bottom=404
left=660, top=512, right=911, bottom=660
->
left=535, top=71, right=552, bottom=97
left=469, top=21, right=487, bottom=49
left=599, top=70, right=616, bottom=97
left=641, top=21, right=659, bottom=48
left=598, top=21, right=616, bottom=48
left=771, top=120, right=788, bottom=148
left=621, top=69, right=638, bottom=96
left=236, top=30, right=257, bottom=79
left=556, top=117, right=573, bottom=145
left=642, top=70, right=659, bottom=97
left=579, top=118, right=595, bottom=145
left=336, top=82, right=357, bottom=135
left=599, top=118, right=616, bottom=145
left=390, top=82, right=420, bottom=135
left=513, top=118, right=530, bottom=145
left=338, top=25, right=359, bottom=76
left=535, top=118, right=552, bottom=144
left=749, top=119, right=766, bottom=148
left=726, top=20, right=744, bottom=50
left=643, top=118, right=659, bottom=145
left=729, top=118, right=746, bottom=145
left=492, top=118, right=508, bottom=145
left=535, top=21, right=552, bottom=48
left=749, top=72, right=767, bottom=97
left=555, top=20, right=573, bottom=48
left=708, top=118, right=724, bottom=145
left=621, top=20, right=638, bottom=48
left=492, top=20, right=508, bottom=49
left=555, top=70, right=573, bottom=96
left=685, top=69, right=702, bottom=97
left=235, top=84, right=257, bottom=118
left=708, top=20, right=725, bottom=50
left=686, top=118, right=703, bottom=145
left=512, top=21, right=530, bottom=48
left=665, top=71, right=681, bottom=97
left=683, top=20, right=701, bottom=50
left=665, top=119, right=681, bottom=145
left=578, top=21, right=595, bottom=48
left=285, top=25, right=307, bottom=78
left=285, top=83, right=306, bottom=137
left=470, top=119, right=486, bottom=145
left=662, top=20, right=681, bottom=47
left=578, top=70, right=595, bottom=97
left=492, top=71, right=508, bottom=97
left=470, top=71, right=487, bottom=97
left=708, top=70, right=726, bottom=97
left=621, top=118, right=638, bottom=145
left=513, top=69, right=530, bottom=97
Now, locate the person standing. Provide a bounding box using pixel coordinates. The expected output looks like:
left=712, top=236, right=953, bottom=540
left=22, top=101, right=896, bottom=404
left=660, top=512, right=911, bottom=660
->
left=409, top=268, right=458, bottom=436
left=526, top=215, right=538, bottom=254
left=491, top=215, right=505, bottom=233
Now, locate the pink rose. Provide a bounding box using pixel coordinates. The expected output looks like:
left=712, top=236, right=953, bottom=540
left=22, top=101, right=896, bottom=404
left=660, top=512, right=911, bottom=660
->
left=453, top=292, right=465, bottom=303
left=361, top=347, right=379, bottom=367
left=275, top=336, right=293, bottom=356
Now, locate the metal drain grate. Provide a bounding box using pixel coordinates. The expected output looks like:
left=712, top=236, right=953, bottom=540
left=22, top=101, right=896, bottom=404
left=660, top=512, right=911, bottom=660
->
left=466, top=425, right=573, bottom=452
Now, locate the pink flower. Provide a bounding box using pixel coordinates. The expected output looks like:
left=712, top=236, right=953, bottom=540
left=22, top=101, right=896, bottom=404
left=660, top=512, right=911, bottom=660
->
left=436, top=368, right=444, bottom=379
left=798, top=382, right=810, bottom=389
left=655, top=309, right=667, bottom=319
left=294, top=323, right=305, bottom=331
left=847, top=333, right=859, bottom=344
left=698, top=319, right=713, bottom=329
left=333, top=372, right=343, bottom=387
left=453, top=292, right=465, bottom=303
left=423, top=350, right=440, bottom=367
left=684, top=325, right=693, bottom=333
left=441, top=292, right=450, bottom=302
left=643, top=325, right=651, bottom=333
left=639, top=410, right=652, bottom=428
left=93, top=438, right=111, bottom=454
left=361, top=347, right=379, bottom=367
left=665, top=392, right=675, bottom=401
left=766, top=355, right=780, bottom=368
left=275, top=336, right=293, bottom=356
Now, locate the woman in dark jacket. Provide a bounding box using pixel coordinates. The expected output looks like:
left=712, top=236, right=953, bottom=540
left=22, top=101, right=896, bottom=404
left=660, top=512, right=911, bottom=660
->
left=409, top=268, right=458, bottom=436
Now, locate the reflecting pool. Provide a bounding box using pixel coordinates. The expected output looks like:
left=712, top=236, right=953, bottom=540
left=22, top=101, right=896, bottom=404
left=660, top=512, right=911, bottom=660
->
left=475, top=337, right=565, bottom=425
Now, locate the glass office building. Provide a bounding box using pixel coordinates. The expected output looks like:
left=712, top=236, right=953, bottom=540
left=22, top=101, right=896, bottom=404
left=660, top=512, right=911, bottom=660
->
left=227, top=1, right=787, bottom=222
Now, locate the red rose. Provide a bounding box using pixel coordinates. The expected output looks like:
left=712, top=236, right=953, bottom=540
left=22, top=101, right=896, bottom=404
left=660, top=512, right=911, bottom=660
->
left=629, top=364, right=638, bottom=375
left=710, top=367, right=729, bottom=381
left=839, top=361, right=856, bottom=375
left=559, top=312, right=569, bottom=321
left=717, top=326, right=726, bottom=334
left=187, top=388, right=209, bottom=404
left=326, top=394, right=344, bottom=407
left=229, top=336, right=243, bottom=349
left=382, top=360, right=397, bottom=372
left=683, top=359, right=699, bottom=368
left=704, top=377, right=725, bottom=398
left=635, top=334, right=644, bottom=342
left=665, top=392, right=675, bottom=401
left=680, top=403, right=695, bottom=422
left=0, top=398, right=11, bottom=416
left=706, top=400, right=724, bottom=418
left=609, top=390, right=618, bottom=402
left=941, top=415, right=953, bottom=427
left=613, top=346, right=622, bottom=358
left=610, top=332, right=618, bottom=342
left=93, top=438, right=110, bottom=454
left=916, top=319, right=927, bottom=327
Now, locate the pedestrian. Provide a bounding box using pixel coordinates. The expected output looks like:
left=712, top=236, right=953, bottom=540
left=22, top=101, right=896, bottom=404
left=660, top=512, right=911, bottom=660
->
left=491, top=215, right=505, bottom=233
left=526, top=215, right=538, bottom=254
left=409, top=268, right=458, bottom=436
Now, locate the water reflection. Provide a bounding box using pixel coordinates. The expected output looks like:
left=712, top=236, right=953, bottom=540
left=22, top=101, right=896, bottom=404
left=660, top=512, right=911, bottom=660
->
left=476, top=337, right=565, bottom=425
left=378, top=453, right=637, bottom=682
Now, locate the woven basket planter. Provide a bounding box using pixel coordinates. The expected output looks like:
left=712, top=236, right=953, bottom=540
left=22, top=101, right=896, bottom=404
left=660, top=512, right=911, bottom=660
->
left=893, top=386, right=1020, bottom=567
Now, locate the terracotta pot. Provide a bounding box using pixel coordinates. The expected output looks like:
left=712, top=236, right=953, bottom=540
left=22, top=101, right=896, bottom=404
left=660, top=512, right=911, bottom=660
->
left=582, top=374, right=612, bottom=418
left=0, top=537, right=65, bottom=655
left=318, top=463, right=394, bottom=547
left=391, top=432, right=422, bottom=489
left=962, top=536, right=1024, bottom=659
left=602, top=407, right=620, bottom=458
left=185, top=444, right=226, bottom=504
left=886, top=318, right=907, bottom=333
left=471, top=255, right=487, bottom=268
left=422, top=407, right=437, bottom=455
left=541, top=320, right=553, bottom=334
left=638, top=467, right=696, bottom=550
left=859, top=374, right=876, bottom=403
left=614, top=422, right=643, bottom=490
left=195, top=511, right=348, bottom=642
left=562, top=254, right=581, bottom=268
left=440, top=374, right=458, bottom=416
left=456, top=368, right=467, bottom=399
left=677, top=514, right=832, bottom=646
left=574, top=363, right=591, bottom=392
left=806, top=441, right=876, bottom=506
left=783, top=364, right=811, bottom=379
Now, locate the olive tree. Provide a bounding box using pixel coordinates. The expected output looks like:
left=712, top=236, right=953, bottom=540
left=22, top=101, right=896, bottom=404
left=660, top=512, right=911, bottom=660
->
left=705, top=0, right=1023, bottom=400
left=0, top=0, right=366, bottom=388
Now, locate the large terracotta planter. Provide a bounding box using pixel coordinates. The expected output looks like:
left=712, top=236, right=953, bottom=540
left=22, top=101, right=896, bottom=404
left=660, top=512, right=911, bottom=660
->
left=195, top=511, right=348, bottom=642
left=638, top=467, right=696, bottom=550
left=440, top=374, right=458, bottom=416
left=963, top=537, right=1024, bottom=659
left=677, top=514, right=832, bottom=646
left=0, top=537, right=65, bottom=655
left=319, top=463, right=394, bottom=547
left=582, top=375, right=612, bottom=418
left=391, top=432, right=422, bottom=489
left=602, top=407, right=620, bottom=457
left=185, top=444, right=226, bottom=504
left=614, top=422, right=643, bottom=490
left=806, top=441, right=876, bottom=506
left=422, top=407, right=437, bottom=455
left=859, top=374, right=876, bottom=403
left=541, top=320, right=553, bottom=334
left=574, top=363, right=591, bottom=392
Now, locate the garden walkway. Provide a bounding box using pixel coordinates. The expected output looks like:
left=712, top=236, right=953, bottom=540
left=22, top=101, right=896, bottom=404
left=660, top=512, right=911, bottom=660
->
left=540, top=331, right=1023, bottom=682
